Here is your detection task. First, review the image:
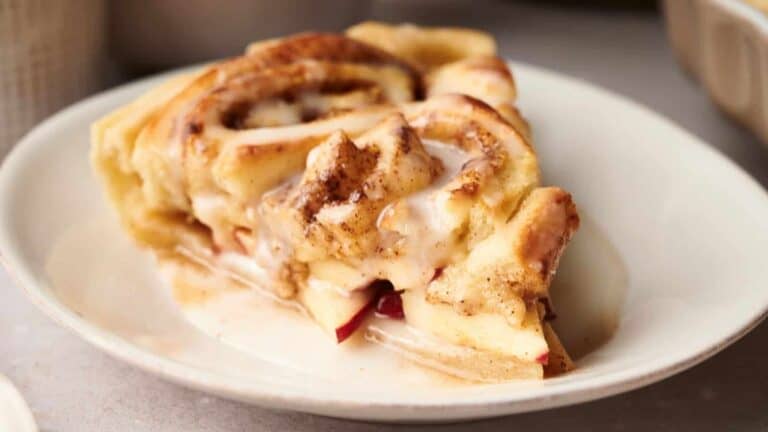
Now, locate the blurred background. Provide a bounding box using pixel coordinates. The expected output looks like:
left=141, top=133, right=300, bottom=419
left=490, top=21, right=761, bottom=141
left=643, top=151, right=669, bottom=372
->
left=3, top=0, right=768, bottom=180
left=2, top=0, right=768, bottom=176
left=2, top=1, right=768, bottom=431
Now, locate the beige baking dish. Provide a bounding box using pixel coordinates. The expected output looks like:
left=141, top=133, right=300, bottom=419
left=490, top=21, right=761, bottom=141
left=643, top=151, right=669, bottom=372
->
left=663, top=0, right=768, bottom=145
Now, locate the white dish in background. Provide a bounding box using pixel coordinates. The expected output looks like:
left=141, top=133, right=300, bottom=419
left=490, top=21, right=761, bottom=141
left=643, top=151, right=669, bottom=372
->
left=0, top=374, right=37, bottom=432
left=1, top=63, right=767, bottom=422
left=663, top=0, right=768, bottom=146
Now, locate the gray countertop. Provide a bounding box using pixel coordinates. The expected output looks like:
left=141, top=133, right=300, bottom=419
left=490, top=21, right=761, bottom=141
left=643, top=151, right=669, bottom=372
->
left=2, top=2, right=768, bottom=431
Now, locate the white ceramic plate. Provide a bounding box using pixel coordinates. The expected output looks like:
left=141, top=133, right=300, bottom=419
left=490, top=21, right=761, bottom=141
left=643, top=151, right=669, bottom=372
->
left=1, top=63, right=767, bottom=422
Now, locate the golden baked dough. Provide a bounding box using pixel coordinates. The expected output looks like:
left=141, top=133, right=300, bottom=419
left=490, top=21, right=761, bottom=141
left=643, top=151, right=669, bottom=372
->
left=347, top=22, right=531, bottom=138
left=92, top=22, right=578, bottom=381
left=744, top=0, right=768, bottom=13
left=346, top=21, right=496, bottom=71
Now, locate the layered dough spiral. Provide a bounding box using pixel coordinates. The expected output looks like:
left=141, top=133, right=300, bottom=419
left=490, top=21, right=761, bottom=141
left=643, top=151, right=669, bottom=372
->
left=92, top=23, right=579, bottom=380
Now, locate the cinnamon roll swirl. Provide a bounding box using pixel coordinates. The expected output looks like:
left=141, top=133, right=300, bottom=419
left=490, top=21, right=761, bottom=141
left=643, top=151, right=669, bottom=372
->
left=92, top=23, right=579, bottom=381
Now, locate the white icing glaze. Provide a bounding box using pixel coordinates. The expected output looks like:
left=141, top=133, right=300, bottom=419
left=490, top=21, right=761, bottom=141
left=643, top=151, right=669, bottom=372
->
left=188, top=135, right=474, bottom=296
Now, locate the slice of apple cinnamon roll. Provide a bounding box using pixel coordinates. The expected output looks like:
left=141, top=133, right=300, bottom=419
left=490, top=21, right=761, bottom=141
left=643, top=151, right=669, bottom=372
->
left=92, top=23, right=579, bottom=382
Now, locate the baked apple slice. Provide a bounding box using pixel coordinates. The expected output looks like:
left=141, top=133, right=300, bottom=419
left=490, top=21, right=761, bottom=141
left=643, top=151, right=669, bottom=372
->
left=298, top=278, right=377, bottom=342
left=365, top=319, right=545, bottom=381
left=401, top=291, right=549, bottom=363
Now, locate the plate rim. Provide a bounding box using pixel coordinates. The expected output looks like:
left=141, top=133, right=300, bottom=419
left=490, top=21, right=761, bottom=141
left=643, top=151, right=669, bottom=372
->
left=1, top=61, right=767, bottom=421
